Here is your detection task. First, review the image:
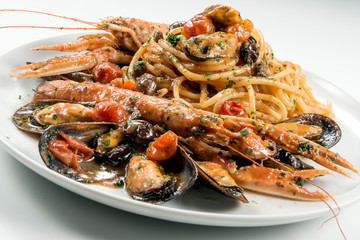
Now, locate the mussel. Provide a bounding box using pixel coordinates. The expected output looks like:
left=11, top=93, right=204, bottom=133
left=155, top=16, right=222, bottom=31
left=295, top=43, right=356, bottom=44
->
left=265, top=148, right=314, bottom=171
left=179, top=144, right=248, bottom=202
left=125, top=146, right=197, bottom=204
left=12, top=100, right=142, bottom=135
left=39, top=122, right=198, bottom=204
left=39, top=122, right=125, bottom=184
left=195, top=161, right=248, bottom=203
left=275, top=113, right=341, bottom=149
left=262, top=113, right=341, bottom=173
left=13, top=100, right=95, bottom=134
left=40, top=71, right=93, bottom=82
left=179, top=32, right=238, bottom=61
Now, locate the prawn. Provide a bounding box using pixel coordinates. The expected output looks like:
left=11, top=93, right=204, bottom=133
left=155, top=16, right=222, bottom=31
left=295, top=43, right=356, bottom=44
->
left=1, top=9, right=169, bottom=79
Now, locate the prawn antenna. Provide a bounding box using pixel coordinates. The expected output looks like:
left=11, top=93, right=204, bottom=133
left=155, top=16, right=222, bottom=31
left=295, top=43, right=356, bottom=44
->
left=0, top=9, right=98, bottom=26
left=0, top=25, right=98, bottom=30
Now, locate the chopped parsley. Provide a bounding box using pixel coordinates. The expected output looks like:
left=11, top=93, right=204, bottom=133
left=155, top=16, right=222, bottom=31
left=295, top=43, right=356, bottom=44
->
left=239, top=128, right=249, bottom=136
left=114, top=179, right=124, bottom=187
left=294, top=177, right=304, bottom=187
left=101, top=139, right=110, bottom=148
left=47, top=152, right=55, bottom=163
left=166, top=33, right=181, bottom=47
left=297, top=142, right=314, bottom=152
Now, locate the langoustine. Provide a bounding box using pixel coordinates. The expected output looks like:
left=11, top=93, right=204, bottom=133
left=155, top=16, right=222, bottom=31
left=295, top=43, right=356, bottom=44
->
left=32, top=79, right=358, bottom=200
left=4, top=9, right=169, bottom=79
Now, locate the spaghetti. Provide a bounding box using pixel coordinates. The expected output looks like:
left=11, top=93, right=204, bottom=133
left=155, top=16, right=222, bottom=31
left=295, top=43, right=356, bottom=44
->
left=127, top=8, right=333, bottom=123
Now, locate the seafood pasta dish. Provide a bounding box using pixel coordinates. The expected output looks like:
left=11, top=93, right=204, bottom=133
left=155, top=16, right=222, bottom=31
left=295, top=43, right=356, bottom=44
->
left=8, top=6, right=333, bottom=123
left=5, top=5, right=358, bottom=210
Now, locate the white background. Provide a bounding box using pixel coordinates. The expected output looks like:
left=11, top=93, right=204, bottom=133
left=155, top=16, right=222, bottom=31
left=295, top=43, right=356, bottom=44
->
left=0, top=0, right=360, bottom=239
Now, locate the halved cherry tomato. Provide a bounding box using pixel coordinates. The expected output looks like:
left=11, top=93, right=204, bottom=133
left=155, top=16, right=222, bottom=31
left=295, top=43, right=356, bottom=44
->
left=220, top=101, right=247, bottom=118
left=146, top=131, right=178, bottom=161
left=47, top=132, right=94, bottom=169
left=92, top=101, right=128, bottom=123
left=110, top=77, right=136, bottom=90
left=93, top=62, right=123, bottom=84
left=182, top=15, right=216, bottom=39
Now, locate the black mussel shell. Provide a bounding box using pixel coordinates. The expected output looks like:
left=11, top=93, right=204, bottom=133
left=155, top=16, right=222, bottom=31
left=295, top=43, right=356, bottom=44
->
left=239, top=36, right=259, bottom=65
left=39, top=122, right=125, bottom=184
left=278, top=113, right=341, bottom=148
left=125, top=146, right=197, bottom=204
left=12, top=100, right=95, bottom=135
left=40, top=72, right=93, bottom=82
left=266, top=148, right=314, bottom=171
left=179, top=144, right=248, bottom=202
left=195, top=161, right=248, bottom=203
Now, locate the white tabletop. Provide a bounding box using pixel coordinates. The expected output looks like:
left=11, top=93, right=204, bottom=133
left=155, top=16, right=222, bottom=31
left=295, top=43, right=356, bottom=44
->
left=1, top=0, right=360, bottom=239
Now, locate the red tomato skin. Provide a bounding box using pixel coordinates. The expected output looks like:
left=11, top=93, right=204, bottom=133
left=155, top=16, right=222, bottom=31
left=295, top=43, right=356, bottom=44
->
left=220, top=101, right=247, bottom=118
left=146, top=131, right=178, bottom=161
left=92, top=101, right=128, bottom=123
left=93, top=62, right=123, bottom=84
left=182, top=15, right=216, bottom=39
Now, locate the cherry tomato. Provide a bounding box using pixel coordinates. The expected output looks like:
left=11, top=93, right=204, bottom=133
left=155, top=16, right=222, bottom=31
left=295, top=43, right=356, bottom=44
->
left=93, top=62, right=123, bottom=84
left=220, top=101, right=247, bottom=118
left=92, top=101, right=128, bottom=123
left=182, top=15, right=216, bottom=39
left=146, top=131, right=178, bottom=161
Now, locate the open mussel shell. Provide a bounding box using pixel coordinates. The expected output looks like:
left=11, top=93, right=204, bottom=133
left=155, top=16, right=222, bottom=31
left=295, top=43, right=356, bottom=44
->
left=39, top=122, right=125, bottom=184
left=195, top=161, right=248, bottom=203
left=179, top=144, right=248, bottom=203
left=125, top=146, right=198, bottom=204
left=13, top=100, right=95, bottom=135
left=41, top=72, right=93, bottom=82
left=265, top=148, right=314, bottom=171
left=276, top=113, right=341, bottom=149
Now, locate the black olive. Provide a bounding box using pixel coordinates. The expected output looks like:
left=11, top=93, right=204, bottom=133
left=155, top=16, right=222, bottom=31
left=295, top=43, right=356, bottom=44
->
left=133, top=61, right=147, bottom=78
left=153, top=30, right=164, bottom=43
left=239, top=36, right=259, bottom=65
left=169, top=21, right=186, bottom=31
left=134, top=73, right=158, bottom=96
left=126, top=120, right=156, bottom=147
left=104, top=144, right=132, bottom=167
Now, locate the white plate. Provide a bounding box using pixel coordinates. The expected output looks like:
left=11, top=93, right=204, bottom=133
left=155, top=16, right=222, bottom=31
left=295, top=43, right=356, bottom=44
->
left=0, top=33, right=360, bottom=227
